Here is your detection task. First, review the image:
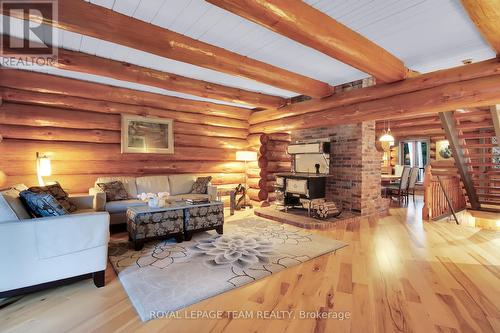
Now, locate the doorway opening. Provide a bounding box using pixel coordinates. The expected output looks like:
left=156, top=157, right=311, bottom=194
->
left=399, top=139, right=429, bottom=183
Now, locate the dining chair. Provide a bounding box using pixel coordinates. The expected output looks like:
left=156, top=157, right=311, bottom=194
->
left=394, top=165, right=404, bottom=177
left=407, top=167, right=419, bottom=202
left=385, top=166, right=411, bottom=205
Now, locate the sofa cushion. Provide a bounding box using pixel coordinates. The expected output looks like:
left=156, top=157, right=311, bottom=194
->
left=95, top=176, right=138, bottom=198
left=169, top=174, right=197, bottom=195
left=28, top=183, right=77, bottom=213
left=104, top=199, right=145, bottom=214
left=190, top=176, right=212, bottom=194
left=136, top=175, right=170, bottom=195
left=97, top=181, right=129, bottom=202
left=19, top=191, right=69, bottom=218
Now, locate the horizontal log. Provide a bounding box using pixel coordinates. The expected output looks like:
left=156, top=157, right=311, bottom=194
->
left=1, top=103, right=248, bottom=139
left=0, top=126, right=247, bottom=150
left=249, top=58, right=500, bottom=124
left=1, top=102, right=120, bottom=130
left=266, top=141, right=290, bottom=152
left=0, top=70, right=251, bottom=120
left=247, top=178, right=274, bottom=190
left=174, top=123, right=247, bottom=139
left=267, top=162, right=292, bottom=172
left=268, top=133, right=291, bottom=142
left=376, top=125, right=444, bottom=137
left=247, top=133, right=268, bottom=147
left=0, top=124, right=120, bottom=144
left=0, top=95, right=248, bottom=129
left=246, top=168, right=267, bottom=178
left=1, top=160, right=246, bottom=176
left=0, top=139, right=240, bottom=162
left=263, top=150, right=291, bottom=162
left=174, top=134, right=247, bottom=150
left=247, top=188, right=268, bottom=201
left=3, top=173, right=245, bottom=194
left=51, top=45, right=286, bottom=109
left=257, top=157, right=268, bottom=169
left=375, top=116, right=439, bottom=129
left=250, top=75, right=500, bottom=133
left=247, top=177, right=262, bottom=189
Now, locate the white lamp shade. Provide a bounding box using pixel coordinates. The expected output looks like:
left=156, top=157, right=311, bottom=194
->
left=236, top=150, right=257, bottom=161
left=38, top=157, right=52, bottom=177
left=379, top=132, right=395, bottom=147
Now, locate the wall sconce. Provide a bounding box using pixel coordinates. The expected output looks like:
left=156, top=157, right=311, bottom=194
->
left=36, top=152, right=52, bottom=186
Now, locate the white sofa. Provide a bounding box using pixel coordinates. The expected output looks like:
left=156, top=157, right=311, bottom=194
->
left=89, top=174, right=218, bottom=225
left=0, top=187, right=110, bottom=297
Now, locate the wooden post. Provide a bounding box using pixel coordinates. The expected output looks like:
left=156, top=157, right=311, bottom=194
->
left=422, top=165, right=432, bottom=220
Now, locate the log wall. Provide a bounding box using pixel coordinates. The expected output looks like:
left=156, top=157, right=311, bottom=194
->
left=247, top=133, right=291, bottom=207
left=0, top=70, right=250, bottom=195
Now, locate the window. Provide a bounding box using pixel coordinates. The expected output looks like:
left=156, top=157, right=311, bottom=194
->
left=399, top=139, right=429, bottom=183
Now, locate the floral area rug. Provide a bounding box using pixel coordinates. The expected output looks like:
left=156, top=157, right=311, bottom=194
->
left=108, top=216, right=347, bottom=321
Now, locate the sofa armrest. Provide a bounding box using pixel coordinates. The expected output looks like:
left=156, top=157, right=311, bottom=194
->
left=89, top=187, right=106, bottom=211
left=69, top=194, right=94, bottom=210
left=33, top=212, right=109, bottom=259
left=207, top=185, right=218, bottom=201
left=0, top=212, right=110, bottom=260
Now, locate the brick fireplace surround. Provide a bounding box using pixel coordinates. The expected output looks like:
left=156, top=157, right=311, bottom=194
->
left=291, top=121, right=389, bottom=217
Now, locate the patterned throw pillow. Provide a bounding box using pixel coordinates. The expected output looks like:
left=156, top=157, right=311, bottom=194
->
left=190, top=176, right=212, bottom=194
left=19, top=190, right=68, bottom=218
left=28, top=183, right=77, bottom=213
left=97, top=181, right=129, bottom=202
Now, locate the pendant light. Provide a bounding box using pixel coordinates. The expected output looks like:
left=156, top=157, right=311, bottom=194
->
left=379, top=120, right=395, bottom=146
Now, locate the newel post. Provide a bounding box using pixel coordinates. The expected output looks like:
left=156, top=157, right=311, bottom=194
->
left=422, top=165, right=432, bottom=220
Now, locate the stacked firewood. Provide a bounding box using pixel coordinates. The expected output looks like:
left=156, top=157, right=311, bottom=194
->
left=312, top=199, right=341, bottom=219
left=246, top=133, right=291, bottom=207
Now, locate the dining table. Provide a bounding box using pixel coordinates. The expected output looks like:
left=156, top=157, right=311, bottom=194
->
left=381, top=174, right=402, bottom=183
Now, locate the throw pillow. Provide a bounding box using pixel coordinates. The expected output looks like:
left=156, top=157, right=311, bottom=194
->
left=28, top=183, right=77, bottom=213
left=97, top=181, right=129, bottom=202
left=190, top=176, right=212, bottom=194
left=19, top=190, right=69, bottom=218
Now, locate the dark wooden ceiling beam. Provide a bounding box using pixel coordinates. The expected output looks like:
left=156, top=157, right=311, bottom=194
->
left=5, top=36, right=285, bottom=109
left=439, top=111, right=480, bottom=210
left=206, top=0, right=409, bottom=83
left=0, top=0, right=332, bottom=98
left=461, top=0, right=500, bottom=55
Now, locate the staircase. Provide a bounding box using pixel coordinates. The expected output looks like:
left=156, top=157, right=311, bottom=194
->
left=440, top=106, right=500, bottom=211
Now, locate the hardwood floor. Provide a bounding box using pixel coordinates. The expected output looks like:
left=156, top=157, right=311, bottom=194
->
left=1, top=197, right=499, bottom=332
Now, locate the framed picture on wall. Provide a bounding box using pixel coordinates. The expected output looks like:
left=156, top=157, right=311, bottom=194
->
left=436, top=139, right=452, bottom=161
left=121, top=115, right=174, bottom=154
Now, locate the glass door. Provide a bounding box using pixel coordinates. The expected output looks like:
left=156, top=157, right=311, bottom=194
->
left=399, top=139, right=429, bottom=183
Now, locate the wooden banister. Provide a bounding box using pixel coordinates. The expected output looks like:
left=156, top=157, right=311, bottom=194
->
left=422, top=164, right=467, bottom=220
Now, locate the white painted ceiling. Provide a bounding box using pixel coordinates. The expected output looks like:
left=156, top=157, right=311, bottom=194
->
left=0, top=0, right=496, bottom=108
